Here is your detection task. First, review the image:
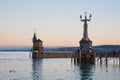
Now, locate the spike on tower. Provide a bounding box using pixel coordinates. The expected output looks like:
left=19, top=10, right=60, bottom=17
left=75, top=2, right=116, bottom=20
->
left=32, top=31, right=43, bottom=58
left=79, top=12, right=95, bottom=62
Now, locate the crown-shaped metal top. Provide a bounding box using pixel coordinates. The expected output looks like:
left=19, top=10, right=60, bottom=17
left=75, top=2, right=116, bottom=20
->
left=80, top=12, right=92, bottom=22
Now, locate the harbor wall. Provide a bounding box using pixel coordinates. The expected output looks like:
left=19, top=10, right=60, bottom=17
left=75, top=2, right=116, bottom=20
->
left=32, top=51, right=74, bottom=58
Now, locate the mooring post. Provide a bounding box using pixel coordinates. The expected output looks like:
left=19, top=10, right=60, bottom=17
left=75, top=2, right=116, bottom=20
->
left=118, top=51, right=120, bottom=66
left=71, top=52, right=73, bottom=63
left=113, top=51, right=116, bottom=63
left=105, top=53, right=108, bottom=66
left=100, top=54, right=102, bottom=64
left=74, top=51, right=77, bottom=64
left=29, top=51, right=32, bottom=59
left=77, top=49, right=80, bottom=63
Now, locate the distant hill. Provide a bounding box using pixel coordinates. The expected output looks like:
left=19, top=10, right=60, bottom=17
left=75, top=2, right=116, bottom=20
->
left=0, top=45, right=120, bottom=52
left=0, top=46, right=32, bottom=51
left=93, top=45, right=120, bottom=52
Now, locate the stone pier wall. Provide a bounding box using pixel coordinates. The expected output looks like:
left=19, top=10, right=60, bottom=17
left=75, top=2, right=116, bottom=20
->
left=32, top=51, right=74, bottom=58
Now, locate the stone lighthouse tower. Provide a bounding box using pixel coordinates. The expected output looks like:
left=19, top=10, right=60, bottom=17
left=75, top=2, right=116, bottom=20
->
left=32, top=31, right=43, bottom=58
left=79, top=12, right=95, bottom=62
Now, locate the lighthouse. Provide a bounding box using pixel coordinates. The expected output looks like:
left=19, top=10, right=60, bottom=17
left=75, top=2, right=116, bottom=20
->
left=32, top=31, right=43, bottom=58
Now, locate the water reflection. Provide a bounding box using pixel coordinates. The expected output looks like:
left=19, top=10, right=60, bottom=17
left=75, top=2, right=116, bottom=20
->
left=32, top=58, right=43, bottom=80
left=0, top=52, right=120, bottom=80
left=77, top=62, right=95, bottom=80
left=31, top=58, right=119, bottom=80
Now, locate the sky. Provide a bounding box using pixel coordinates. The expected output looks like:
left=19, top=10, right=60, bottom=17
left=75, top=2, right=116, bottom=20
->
left=0, top=0, right=120, bottom=47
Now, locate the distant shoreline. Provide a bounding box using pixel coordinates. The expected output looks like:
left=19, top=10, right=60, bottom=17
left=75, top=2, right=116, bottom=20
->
left=0, top=45, right=120, bottom=52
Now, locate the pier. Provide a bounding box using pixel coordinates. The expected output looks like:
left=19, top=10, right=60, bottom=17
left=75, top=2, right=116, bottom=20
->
left=32, top=51, right=74, bottom=58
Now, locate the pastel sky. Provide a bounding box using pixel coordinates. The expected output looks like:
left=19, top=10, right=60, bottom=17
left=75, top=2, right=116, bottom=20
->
left=0, top=0, right=120, bottom=46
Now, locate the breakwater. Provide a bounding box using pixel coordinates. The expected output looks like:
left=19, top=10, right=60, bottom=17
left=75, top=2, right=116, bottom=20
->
left=32, top=51, right=74, bottom=58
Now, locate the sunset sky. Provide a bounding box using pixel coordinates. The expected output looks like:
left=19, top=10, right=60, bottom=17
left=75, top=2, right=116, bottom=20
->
left=0, top=0, right=120, bottom=47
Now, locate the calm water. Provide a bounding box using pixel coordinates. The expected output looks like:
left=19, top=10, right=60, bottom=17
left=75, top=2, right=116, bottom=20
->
left=0, top=52, right=120, bottom=80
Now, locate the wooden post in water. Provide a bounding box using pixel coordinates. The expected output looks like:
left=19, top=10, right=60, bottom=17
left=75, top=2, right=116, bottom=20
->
left=113, top=51, right=116, bottom=64
left=118, top=51, right=120, bottom=66
left=100, top=54, right=102, bottom=65
left=71, top=52, right=74, bottom=64
left=74, top=51, right=77, bottom=64
left=105, top=53, right=108, bottom=66
left=74, top=49, right=80, bottom=64
left=77, top=49, right=80, bottom=63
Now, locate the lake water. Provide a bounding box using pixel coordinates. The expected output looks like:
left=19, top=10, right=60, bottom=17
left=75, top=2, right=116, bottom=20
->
left=0, top=52, right=120, bottom=80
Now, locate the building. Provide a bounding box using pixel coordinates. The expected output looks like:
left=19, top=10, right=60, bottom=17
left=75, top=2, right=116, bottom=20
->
left=79, top=12, right=95, bottom=62
left=32, top=32, right=43, bottom=55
